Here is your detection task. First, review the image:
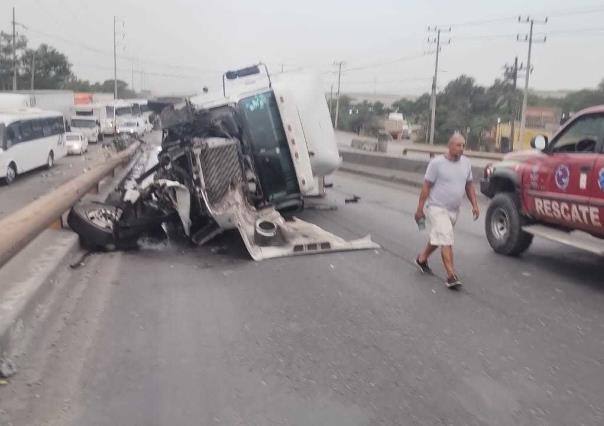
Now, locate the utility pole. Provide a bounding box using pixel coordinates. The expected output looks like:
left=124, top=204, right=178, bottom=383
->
left=131, top=61, right=135, bottom=93
left=504, top=56, right=518, bottom=151
left=30, top=51, right=35, bottom=90
left=113, top=16, right=118, bottom=99
left=427, top=26, right=451, bottom=144
left=12, top=7, right=17, bottom=90
left=334, top=61, right=345, bottom=130
left=517, top=16, right=547, bottom=145
left=329, top=84, right=334, bottom=120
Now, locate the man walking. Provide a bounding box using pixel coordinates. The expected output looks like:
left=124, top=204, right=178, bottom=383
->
left=414, top=133, right=480, bottom=288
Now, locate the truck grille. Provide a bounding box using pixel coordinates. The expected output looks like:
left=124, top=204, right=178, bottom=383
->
left=197, top=138, right=243, bottom=206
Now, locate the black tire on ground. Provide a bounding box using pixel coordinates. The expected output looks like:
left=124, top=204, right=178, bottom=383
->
left=47, top=151, right=54, bottom=169
left=485, top=192, right=533, bottom=256
left=3, top=162, right=17, bottom=185
left=67, top=202, right=120, bottom=248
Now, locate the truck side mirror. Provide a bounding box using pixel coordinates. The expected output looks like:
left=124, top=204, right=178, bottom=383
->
left=531, top=135, right=548, bottom=151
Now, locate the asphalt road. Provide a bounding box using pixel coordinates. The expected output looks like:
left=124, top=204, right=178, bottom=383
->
left=1, top=171, right=603, bottom=426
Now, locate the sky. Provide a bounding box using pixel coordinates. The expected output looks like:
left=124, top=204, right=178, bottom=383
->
left=4, top=0, right=604, bottom=97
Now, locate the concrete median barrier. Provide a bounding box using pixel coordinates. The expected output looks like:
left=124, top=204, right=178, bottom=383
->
left=0, top=142, right=140, bottom=269
left=339, top=147, right=485, bottom=184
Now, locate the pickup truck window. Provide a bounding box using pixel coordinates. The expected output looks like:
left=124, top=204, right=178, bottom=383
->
left=550, top=114, right=604, bottom=154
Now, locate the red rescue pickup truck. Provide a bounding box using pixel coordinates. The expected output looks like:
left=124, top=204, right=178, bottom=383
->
left=481, top=105, right=604, bottom=256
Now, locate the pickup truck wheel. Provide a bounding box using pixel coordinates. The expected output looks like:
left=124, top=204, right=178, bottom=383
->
left=485, top=192, right=533, bottom=256
left=68, top=202, right=120, bottom=249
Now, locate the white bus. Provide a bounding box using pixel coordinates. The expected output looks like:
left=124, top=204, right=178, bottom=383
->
left=0, top=108, right=67, bottom=184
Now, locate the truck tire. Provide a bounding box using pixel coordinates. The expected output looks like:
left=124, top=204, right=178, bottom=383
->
left=47, top=151, right=54, bottom=169
left=3, top=163, right=17, bottom=185
left=485, top=192, right=533, bottom=256
left=67, top=202, right=120, bottom=249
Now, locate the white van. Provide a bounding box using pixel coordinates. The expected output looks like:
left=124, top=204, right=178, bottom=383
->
left=0, top=108, right=67, bottom=184
left=70, top=116, right=101, bottom=143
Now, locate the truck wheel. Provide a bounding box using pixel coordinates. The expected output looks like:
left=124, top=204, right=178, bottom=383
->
left=485, top=192, right=533, bottom=256
left=3, top=163, right=17, bottom=185
left=47, top=151, right=54, bottom=169
left=68, top=202, right=120, bottom=248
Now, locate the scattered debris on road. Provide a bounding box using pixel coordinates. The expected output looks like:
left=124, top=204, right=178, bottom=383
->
left=0, top=357, right=17, bottom=379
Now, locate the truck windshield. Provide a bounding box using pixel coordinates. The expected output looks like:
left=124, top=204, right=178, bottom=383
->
left=71, top=119, right=96, bottom=128
left=116, top=107, right=132, bottom=116
left=238, top=91, right=299, bottom=202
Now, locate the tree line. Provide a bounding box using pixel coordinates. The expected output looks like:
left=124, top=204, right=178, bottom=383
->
left=333, top=74, right=604, bottom=147
left=0, top=31, right=136, bottom=97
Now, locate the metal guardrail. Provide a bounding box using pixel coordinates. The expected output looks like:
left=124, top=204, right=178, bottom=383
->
left=0, top=142, right=140, bottom=268
left=402, top=144, right=504, bottom=161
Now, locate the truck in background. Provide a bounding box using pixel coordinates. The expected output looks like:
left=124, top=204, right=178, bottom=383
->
left=9, top=90, right=74, bottom=119
left=69, top=116, right=101, bottom=143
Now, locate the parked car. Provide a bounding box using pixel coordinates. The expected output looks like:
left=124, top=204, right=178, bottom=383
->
left=64, top=132, right=89, bottom=155
left=480, top=105, right=604, bottom=256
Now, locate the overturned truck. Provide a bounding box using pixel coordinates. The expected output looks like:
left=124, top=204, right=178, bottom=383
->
left=68, top=65, right=378, bottom=260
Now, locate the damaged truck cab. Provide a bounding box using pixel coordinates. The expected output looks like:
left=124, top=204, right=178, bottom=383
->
left=68, top=65, right=378, bottom=260
left=190, top=65, right=341, bottom=205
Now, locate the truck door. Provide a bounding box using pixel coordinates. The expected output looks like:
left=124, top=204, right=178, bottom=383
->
left=590, top=149, right=604, bottom=237
left=529, top=113, right=602, bottom=232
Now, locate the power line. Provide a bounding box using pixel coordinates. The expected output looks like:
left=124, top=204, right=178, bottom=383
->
left=343, top=52, right=429, bottom=73
left=14, top=21, right=220, bottom=75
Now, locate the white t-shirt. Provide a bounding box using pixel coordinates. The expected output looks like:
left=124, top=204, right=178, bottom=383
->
left=424, top=155, right=473, bottom=212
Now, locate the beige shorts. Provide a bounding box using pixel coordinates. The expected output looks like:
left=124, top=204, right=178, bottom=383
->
left=425, top=205, right=459, bottom=246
